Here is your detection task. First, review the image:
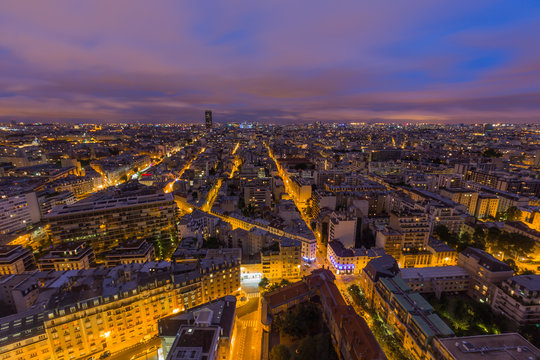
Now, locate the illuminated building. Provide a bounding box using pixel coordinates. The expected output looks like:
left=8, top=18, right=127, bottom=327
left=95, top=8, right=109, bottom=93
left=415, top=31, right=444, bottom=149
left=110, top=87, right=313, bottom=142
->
left=399, top=266, right=470, bottom=295
left=516, top=205, right=540, bottom=231
left=440, top=188, right=478, bottom=215
left=502, top=221, right=540, bottom=262
left=433, top=333, right=540, bottom=360
left=261, top=238, right=301, bottom=282
left=45, top=192, right=177, bottom=254
left=243, top=179, right=271, bottom=208
left=458, top=247, right=514, bottom=305
left=261, top=269, right=386, bottom=360
left=492, top=274, right=540, bottom=326
left=328, top=212, right=357, bottom=249
left=326, top=240, right=385, bottom=275
left=103, top=238, right=155, bottom=266
left=0, top=192, right=40, bottom=235
left=159, top=295, right=236, bottom=360
left=361, top=256, right=454, bottom=360
left=289, top=176, right=312, bottom=204
left=0, top=245, right=35, bottom=275
left=0, top=253, right=241, bottom=360
left=199, top=254, right=241, bottom=303
left=37, top=242, right=95, bottom=271
left=376, top=210, right=431, bottom=257
left=48, top=175, right=94, bottom=199
left=37, top=190, right=76, bottom=217
left=474, top=193, right=499, bottom=219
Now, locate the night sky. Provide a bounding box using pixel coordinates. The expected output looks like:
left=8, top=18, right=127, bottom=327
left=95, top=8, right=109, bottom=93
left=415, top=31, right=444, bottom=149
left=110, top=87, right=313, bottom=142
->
left=1, top=1, right=540, bottom=124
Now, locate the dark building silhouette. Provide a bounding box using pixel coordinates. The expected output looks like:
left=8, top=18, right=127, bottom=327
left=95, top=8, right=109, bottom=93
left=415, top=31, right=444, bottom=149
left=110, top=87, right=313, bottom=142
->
left=205, top=110, right=212, bottom=129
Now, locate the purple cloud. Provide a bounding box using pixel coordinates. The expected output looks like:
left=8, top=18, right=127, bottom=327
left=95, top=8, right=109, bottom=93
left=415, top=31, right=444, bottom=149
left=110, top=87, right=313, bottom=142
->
left=0, top=0, right=539, bottom=123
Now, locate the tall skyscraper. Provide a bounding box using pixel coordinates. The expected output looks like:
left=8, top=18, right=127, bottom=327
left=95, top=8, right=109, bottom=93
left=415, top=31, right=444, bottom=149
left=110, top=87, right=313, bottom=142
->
left=205, top=110, right=212, bottom=129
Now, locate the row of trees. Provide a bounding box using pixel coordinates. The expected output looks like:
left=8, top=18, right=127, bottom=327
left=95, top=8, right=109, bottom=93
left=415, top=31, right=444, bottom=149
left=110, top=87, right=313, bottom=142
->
left=258, top=277, right=291, bottom=295
left=348, top=285, right=410, bottom=360
left=424, top=293, right=514, bottom=336
left=433, top=224, right=535, bottom=260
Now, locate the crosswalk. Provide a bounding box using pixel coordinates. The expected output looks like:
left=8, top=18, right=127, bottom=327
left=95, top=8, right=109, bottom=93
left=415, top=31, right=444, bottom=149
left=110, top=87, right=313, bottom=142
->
left=239, top=319, right=258, bottom=328
left=246, top=292, right=260, bottom=299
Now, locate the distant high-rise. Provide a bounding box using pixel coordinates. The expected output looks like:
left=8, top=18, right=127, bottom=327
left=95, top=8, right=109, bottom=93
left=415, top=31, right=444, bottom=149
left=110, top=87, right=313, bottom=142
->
left=205, top=110, right=212, bottom=129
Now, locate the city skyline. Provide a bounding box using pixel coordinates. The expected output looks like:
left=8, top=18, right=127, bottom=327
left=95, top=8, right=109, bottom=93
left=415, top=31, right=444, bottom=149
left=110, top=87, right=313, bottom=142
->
left=0, top=1, right=540, bottom=124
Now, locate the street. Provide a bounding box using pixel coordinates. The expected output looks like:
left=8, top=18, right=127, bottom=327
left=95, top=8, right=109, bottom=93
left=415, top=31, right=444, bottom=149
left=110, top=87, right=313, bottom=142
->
left=109, top=336, right=161, bottom=360
left=232, top=294, right=262, bottom=360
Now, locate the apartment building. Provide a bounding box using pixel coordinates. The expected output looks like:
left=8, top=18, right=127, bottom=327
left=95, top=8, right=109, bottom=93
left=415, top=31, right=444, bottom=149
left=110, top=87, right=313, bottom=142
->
left=48, top=175, right=94, bottom=198
left=474, top=193, right=499, bottom=219
left=399, top=266, right=470, bottom=295
left=37, top=242, right=95, bottom=271
left=0, top=254, right=241, bottom=360
left=261, top=237, right=301, bottom=282
left=261, top=269, right=387, bottom=360
left=390, top=210, right=431, bottom=251
left=199, top=254, right=241, bottom=303
left=103, top=239, right=155, bottom=266
left=0, top=192, right=41, bottom=235
left=326, top=240, right=385, bottom=275
left=159, top=296, right=237, bottom=360
left=0, top=245, right=36, bottom=275
left=361, top=256, right=454, bottom=360
left=432, top=333, right=540, bottom=360
left=458, top=247, right=514, bottom=305
left=492, top=274, right=540, bottom=326
left=45, top=192, right=177, bottom=254
left=243, top=179, right=271, bottom=208
left=289, top=176, right=312, bottom=204
left=440, top=188, right=478, bottom=216
left=328, top=212, right=357, bottom=249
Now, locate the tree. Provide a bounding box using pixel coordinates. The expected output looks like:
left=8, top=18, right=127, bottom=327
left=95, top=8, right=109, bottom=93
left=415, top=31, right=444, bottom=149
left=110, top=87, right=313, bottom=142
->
left=503, top=258, right=518, bottom=273
left=494, top=232, right=535, bottom=259
left=472, top=226, right=486, bottom=249
left=483, top=148, right=502, bottom=158
left=258, top=277, right=269, bottom=289
left=485, top=227, right=501, bottom=252
left=295, top=336, right=318, bottom=360
left=279, top=279, right=291, bottom=287
left=274, top=302, right=320, bottom=339
left=434, top=225, right=461, bottom=249
left=506, top=206, right=522, bottom=221
left=269, top=345, right=290, bottom=360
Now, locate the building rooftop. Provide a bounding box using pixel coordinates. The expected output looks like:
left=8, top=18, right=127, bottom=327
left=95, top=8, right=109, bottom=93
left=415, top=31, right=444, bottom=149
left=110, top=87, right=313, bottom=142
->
left=363, top=255, right=400, bottom=282
left=400, top=266, right=469, bottom=280
left=509, top=275, right=540, bottom=292
left=436, top=333, right=540, bottom=360
left=167, top=326, right=220, bottom=360
left=0, top=245, right=31, bottom=263
left=461, top=247, right=513, bottom=272
left=46, top=192, right=173, bottom=216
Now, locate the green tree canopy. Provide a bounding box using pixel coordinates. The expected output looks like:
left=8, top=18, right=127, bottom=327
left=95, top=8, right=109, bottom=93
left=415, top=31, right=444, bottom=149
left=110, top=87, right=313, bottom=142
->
left=269, top=344, right=290, bottom=360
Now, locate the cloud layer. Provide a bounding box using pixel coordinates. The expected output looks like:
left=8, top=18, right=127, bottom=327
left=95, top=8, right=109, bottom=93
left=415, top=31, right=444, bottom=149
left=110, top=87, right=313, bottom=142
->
left=0, top=0, right=539, bottom=123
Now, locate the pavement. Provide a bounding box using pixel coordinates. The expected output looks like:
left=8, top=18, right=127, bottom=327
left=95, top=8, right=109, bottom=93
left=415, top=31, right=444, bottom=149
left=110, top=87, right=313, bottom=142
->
left=231, top=296, right=262, bottom=360
left=108, top=336, right=161, bottom=360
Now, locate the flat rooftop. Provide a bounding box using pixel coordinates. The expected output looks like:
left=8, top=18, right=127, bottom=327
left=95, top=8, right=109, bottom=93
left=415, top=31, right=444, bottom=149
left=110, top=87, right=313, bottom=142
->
left=400, top=266, right=469, bottom=280
left=46, top=192, right=173, bottom=216
left=510, top=275, right=540, bottom=292
left=437, top=333, right=540, bottom=360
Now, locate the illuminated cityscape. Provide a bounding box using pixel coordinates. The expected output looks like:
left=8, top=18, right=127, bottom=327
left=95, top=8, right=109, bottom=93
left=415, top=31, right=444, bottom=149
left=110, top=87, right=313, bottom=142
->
left=1, top=2, right=540, bottom=360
